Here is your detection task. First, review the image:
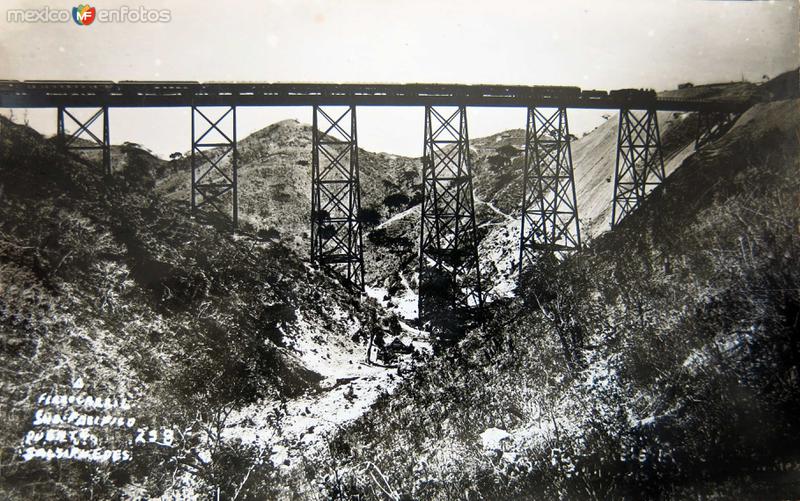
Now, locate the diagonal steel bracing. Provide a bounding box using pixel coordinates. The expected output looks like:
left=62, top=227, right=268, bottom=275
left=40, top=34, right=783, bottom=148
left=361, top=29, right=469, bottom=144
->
left=57, top=106, right=111, bottom=176
left=191, top=106, right=238, bottom=231
left=695, top=111, right=741, bottom=149
left=611, top=109, right=665, bottom=228
left=311, top=105, right=365, bottom=291
left=518, top=107, right=581, bottom=275
left=419, top=106, right=483, bottom=328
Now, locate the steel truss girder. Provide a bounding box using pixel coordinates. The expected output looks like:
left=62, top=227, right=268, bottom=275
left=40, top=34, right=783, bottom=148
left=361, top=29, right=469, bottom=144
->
left=518, top=107, right=581, bottom=273
left=57, top=106, right=111, bottom=176
left=311, top=105, right=365, bottom=291
left=695, top=111, right=741, bottom=149
left=611, top=109, right=665, bottom=228
left=419, top=106, right=483, bottom=323
left=191, top=106, right=238, bottom=231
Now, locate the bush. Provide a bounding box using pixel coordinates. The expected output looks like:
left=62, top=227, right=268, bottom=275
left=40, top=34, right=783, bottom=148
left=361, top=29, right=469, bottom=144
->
left=383, top=193, right=410, bottom=210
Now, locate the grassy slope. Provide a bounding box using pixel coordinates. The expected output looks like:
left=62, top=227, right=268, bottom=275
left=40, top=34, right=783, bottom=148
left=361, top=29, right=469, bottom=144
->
left=311, top=98, right=800, bottom=499
left=0, top=116, right=381, bottom=499
left=156, top=119, right=422, bottom=257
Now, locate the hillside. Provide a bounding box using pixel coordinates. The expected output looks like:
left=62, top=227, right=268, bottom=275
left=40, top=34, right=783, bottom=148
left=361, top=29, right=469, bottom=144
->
left=2, top=74, right=795, bottom=499
left=307, top=96, right=800, bottom=499
left=364, top=80, right=772, bottom=310
left=157, top=119, right=421, bottom=254
left=140, top=80, right=770, bottom=320
left=0, top=116, right=407, bottom=499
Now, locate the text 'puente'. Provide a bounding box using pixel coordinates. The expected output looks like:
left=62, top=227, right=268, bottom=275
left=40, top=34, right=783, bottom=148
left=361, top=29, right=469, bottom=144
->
left=0, top=81, right=753, bottom=324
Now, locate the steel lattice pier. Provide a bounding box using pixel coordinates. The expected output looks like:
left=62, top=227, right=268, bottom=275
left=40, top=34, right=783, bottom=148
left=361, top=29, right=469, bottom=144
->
left=518, top=107, right=581, bottom=274
left=419, top=106, right=483, bottom=328
left=57, top=106, right=111, bottom=176
left=311, top=105, right=365, bottom=291
left=611, top=109, right=666, bottom=228
left=191, top=106, right=238, bottom=231
left=695, top=111, right=741, bottom=149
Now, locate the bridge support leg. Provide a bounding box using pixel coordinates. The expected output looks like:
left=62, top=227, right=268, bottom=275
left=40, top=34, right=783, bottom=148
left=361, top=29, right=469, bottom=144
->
left=310, top=105, right=365, bottom=291
left=611, top=109, right=665, bottom=228
left=419, top=106, right=483, bottom=335
left=695, top=111, right=741, bottom=149
left=57, top=106, right=111, bottom=176
left=191, top=106, right=238, bottom=232
left=518, top=107, right=580, bottom=276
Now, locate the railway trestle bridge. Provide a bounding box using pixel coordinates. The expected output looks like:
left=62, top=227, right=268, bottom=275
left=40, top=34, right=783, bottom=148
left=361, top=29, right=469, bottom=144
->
left=0, top=81, right=751, bottom=323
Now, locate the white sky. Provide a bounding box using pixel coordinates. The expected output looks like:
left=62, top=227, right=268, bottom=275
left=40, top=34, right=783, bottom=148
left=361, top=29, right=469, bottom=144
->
left=1, top=0, right=797, bottom=157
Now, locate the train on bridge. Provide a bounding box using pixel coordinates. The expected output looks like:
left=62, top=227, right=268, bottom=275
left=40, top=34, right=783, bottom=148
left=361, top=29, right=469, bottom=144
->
left=0, top=80, right=660, bottom=105
left=0, top=78, right=750, bottom=316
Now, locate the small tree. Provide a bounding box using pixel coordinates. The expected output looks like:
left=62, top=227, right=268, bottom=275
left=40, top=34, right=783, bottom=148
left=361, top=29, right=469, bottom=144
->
left=497, top=144, right=520, bottom=158
left=383, top=193, right=410, bottom=210
left=487, top=154, right=507, bottom=171
left=401, top=169, right=418, bottom=185
left=358, top=207, right=381, bottom=228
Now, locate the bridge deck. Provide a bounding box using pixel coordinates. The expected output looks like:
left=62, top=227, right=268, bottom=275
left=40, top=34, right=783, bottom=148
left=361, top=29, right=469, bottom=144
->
left=0, top=81, right=751, bottom=113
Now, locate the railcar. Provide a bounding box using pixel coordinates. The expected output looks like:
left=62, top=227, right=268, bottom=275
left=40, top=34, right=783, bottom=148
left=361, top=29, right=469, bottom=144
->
left=0, top=80, right=21, bottom=89
left=530, top=86, right=582, bottom=100
left=23, top=81, right=114, bottom=95
left=117, top=81, right=200, bottom=97
left=582, top=89, right=608, bottom=99
left=608, top=88, right=657, bottom=101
